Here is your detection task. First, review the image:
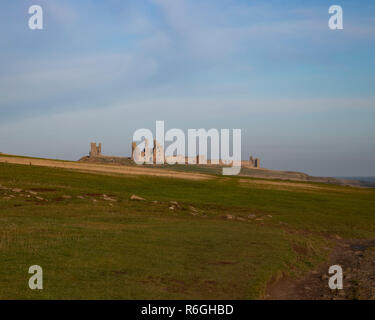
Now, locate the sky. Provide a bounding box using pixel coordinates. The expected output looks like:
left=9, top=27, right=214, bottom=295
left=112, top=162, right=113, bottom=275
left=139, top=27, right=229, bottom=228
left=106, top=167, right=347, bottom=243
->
left=0, top=0, right=374, bottom=176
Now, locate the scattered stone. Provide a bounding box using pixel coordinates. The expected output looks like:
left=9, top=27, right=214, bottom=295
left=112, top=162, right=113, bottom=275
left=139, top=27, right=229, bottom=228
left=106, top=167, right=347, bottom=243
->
left=92, top=199, right=97, bottom=203
left=225, top=214, right=234, bottom=220
left=77, top=196, right=85, bottom=199
left=103, top=195, right=117, bottom=202
left=248, top=214, right=256, bottom=219
left=236, top=216, right=246, bottom=222
left=255, top=218, right=264, bottom=221
left=189, top=206, right=199, bottom=212
left=335, top=235, right=342, bottom=240
left=267, top=215, right=273, bottom=218
left=28, top=191, right=38, bottom=195
left=35, top=196, right=45, bottom=201
left=170, top=201, right=179, bottom=206
left=12, top=188, right=22, bottom=193
left=169, top=206, right=175, bottom=210
left=152, top=201, right=158, bottom=204
left=130, top=195, right=145, bottom=201
left=62, top=195, right=72, bottom=199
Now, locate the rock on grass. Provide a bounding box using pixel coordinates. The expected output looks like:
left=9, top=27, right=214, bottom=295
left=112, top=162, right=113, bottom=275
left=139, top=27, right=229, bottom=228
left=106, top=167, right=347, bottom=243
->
left=130, top=194, right=146, bottom=201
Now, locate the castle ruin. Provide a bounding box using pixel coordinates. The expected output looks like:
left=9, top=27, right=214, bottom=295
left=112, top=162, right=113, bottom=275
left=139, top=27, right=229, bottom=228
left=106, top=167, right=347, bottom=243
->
left=248, top=156, right=260, bottom=168
left=132, top=139, right=166, bottom=164
left=85, top=142, right=260, bottom=168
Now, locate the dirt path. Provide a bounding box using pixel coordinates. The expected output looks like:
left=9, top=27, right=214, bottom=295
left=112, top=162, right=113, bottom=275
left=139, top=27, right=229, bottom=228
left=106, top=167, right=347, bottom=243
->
left=0, top=156, right=211, bottom=181
left=266, top=239, right=375, bottom=300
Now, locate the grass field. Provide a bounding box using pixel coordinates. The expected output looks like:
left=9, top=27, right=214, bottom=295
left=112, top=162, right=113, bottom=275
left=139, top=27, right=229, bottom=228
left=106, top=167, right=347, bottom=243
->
left=1, top=161, right=375, bottom=299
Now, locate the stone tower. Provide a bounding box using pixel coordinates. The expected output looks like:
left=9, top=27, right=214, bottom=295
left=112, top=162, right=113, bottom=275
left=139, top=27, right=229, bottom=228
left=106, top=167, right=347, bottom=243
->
left=248, top=155, right=260, bottom=168
left=90, top=142, right=102, bottom=157
left=153, top=139, right=164, bottom=164
left=254, top=158, right=260, bottom=168
left=131, top=142, right=137, bottom=159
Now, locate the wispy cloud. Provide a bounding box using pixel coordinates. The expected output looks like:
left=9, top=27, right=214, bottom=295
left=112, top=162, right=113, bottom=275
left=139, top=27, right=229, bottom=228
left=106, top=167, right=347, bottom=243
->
left=0, top=0, right=374, bottom=175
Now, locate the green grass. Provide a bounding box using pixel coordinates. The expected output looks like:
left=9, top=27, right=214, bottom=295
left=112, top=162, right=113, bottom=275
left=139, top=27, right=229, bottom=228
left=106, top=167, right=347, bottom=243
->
left=0, top=162, right=374, bottom=299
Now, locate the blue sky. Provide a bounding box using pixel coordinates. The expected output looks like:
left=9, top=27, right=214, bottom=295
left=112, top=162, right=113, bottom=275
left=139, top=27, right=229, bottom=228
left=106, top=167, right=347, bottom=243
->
left=0, top=0, right=374, bottom=176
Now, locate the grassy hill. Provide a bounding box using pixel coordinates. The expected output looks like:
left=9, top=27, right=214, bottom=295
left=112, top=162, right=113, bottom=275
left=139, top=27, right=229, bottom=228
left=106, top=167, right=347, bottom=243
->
left=1, top=161, right=374, bottom=299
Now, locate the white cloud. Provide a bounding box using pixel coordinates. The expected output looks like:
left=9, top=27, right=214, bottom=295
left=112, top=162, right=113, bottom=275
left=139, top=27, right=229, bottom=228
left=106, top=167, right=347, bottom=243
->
left=0, top=53, right=158, bottom=106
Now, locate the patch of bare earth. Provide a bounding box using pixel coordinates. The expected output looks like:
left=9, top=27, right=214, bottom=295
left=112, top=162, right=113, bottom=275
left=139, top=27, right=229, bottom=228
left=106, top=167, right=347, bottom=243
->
left=266, top=239, right=375, bottom=300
